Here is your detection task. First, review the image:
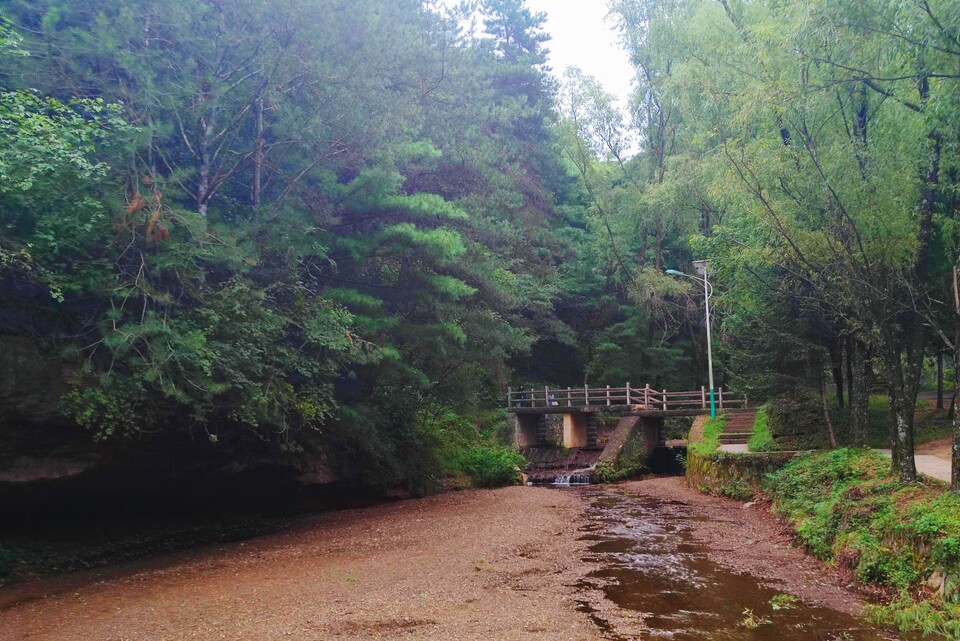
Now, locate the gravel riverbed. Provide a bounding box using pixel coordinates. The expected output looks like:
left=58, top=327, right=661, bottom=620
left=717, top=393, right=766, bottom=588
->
left=0, top=478, right=887, bottom=640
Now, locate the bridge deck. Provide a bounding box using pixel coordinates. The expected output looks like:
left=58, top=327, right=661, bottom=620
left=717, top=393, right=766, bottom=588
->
left=507, top=383, right=746, bottom=415
left=510, top=406, right=712, bottom=417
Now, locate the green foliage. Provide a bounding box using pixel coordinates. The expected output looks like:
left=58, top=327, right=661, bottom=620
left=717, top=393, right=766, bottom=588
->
left=767, top=391, right=831, bottom=450
left=410, top=406, right=522, bottom=490
left=869, top=594, right=960, bottom=640
left=689, top=415, right=724, bottom=456
left=747, top=406, right=777, bottom=452
left=454, top=445, right=526, bottom=488
left=0, top=1, right=580, bottom=488
left=768, top=594, right=798, bottom=611
left=592, top=426, right=650, bottom=483
left=691, top=447, right=960, bottom=637
left=768, top=449, right=960, bottom=598
left=719, top=477, right=753, bottom=501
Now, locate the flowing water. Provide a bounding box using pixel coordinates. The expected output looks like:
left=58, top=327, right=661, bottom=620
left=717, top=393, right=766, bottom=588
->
left=577, top=489, right=910, bottom=641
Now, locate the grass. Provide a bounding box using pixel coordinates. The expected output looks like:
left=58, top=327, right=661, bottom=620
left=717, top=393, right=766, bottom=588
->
left=748, top=406, right=776, bottom=452
left=689, top=415, right=725, bottom=456
left=454, top=445, right=525, bottom=488
left=766, top=448, right=960, bottom=638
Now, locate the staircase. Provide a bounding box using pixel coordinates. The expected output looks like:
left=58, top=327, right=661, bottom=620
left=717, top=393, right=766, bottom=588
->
left=586, top=414, right=600, bottom=449
left=718, top=408, right=757, bottom=446
left=535, top=414, right=550, bottom=446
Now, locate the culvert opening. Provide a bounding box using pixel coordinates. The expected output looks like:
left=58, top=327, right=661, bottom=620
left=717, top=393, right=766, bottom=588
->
left=647, top=445, right=686, bottom=476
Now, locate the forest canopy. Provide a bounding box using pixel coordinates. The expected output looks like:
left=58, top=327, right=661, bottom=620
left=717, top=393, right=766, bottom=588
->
left=2, top=0, right=960, bottom=490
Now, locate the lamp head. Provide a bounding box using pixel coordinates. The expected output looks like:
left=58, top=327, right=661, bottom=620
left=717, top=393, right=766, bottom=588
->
left=665, top=269, right=684, bottom=276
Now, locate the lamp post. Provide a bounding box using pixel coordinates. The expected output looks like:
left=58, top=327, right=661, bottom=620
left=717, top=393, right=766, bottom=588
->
left=667, top=261, right=716, bottom=418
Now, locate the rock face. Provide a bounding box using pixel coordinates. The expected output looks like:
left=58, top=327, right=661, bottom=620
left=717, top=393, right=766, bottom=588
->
left=0, top=336, right=98, bottom=484
left=0, top=336, right=69, bottom=427
left=0, top=456, right=97, bottom=483
left=0, top=336, right=341, bottom=508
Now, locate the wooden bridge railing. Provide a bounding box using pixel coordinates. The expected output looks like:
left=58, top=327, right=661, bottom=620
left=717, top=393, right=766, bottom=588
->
left=506, top=383, right=747, bottom=412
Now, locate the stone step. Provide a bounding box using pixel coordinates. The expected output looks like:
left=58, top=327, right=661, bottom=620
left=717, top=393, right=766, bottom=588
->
left=719, top=434, right=751, bottom=444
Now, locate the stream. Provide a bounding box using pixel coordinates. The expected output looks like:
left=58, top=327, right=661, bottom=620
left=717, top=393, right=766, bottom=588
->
left=576, top=488, right=910, bottom=641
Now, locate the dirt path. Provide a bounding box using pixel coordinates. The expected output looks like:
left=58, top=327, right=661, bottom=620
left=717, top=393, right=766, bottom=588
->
left=917, top=436, right=951, bottom=461
left=0, top=488, right=601, bottom=641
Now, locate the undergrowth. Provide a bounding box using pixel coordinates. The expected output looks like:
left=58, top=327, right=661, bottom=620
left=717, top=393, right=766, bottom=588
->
left=417, top=407, right=524, bottom=488
left=454, top=446, right=525, bottom=487
left=766, top=448, right=960, bottom=637
left=689, top=415, right=724, bottom=456
left=748, top=406, right=776, bottom=452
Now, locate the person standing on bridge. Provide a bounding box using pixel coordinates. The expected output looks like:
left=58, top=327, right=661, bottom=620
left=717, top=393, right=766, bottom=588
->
left=516, top=384, right=528, bottom=408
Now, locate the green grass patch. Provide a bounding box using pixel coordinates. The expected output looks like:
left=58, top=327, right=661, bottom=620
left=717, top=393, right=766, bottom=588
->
left=454, top=445, right=525, bottom=487
left=690, top=415, right=725, bottom=456
left=748, top=406, right=776, bottom=452
left=766, top=448, right=960, bottom=637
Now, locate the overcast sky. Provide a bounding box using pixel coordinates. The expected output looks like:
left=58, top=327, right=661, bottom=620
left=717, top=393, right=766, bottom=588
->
left=525, top=0, right=635, bottom=108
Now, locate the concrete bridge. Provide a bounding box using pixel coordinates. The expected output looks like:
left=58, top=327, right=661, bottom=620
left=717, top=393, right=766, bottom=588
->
left=508, top=383, right=747, bottom=464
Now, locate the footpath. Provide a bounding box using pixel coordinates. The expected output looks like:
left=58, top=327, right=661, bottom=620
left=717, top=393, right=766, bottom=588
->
left=718, top=442, right=952, bottom=483
left=878, top=447, right=951, bottom=483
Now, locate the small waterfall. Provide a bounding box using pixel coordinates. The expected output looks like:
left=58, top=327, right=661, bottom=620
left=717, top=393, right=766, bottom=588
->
left=552, top=473, right=591, bottom=486
left=552, top=464, right=595, bottom=486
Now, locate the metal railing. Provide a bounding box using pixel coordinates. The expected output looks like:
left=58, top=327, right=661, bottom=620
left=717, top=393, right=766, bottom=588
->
left=506, top=383, right=746, bottom=412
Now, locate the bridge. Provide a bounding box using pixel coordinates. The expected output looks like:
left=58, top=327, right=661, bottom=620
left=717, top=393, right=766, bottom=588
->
left=507, top=384, right=749, bottom=476
left=507, top=384, right=746, bottom=416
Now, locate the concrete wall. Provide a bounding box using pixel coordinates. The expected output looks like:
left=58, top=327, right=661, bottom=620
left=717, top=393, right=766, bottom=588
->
left=562, top=413, right=588, bottom=449
left=512, top=413, right=540, bottom=448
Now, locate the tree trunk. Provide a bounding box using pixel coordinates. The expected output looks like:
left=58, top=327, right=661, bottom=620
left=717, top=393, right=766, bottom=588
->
left=938, top=351, right=945, bottom=410
left=846, top=336, right=854, bottom=413
left=820, top=372, right=838, bottom=448
left=252, top=96, right=264, bottom=208
left=832, top=343, right=845, bottom=408
left=880, top=330, right=917, bottom=482
left=887, top=383, right=901, bottom=474
left=953, top=326, right=960, bottom=491
left=850, top=339, right=870, bottom=448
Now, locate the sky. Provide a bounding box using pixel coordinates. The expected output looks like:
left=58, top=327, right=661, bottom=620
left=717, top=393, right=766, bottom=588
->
left=525, top=0, right=635, bottom=109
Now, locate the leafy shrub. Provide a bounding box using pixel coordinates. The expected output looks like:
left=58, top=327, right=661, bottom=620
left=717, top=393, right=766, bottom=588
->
left=591, top=461, right=620, bottom=484
left=455, top=445, right=525, bottom=487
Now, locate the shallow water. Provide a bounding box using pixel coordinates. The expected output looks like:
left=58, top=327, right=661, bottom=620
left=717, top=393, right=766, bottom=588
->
left=577, top=489, right=909, bottom=641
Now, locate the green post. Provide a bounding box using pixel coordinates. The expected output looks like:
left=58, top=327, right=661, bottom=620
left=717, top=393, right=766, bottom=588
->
left=709, top=387, right=716, bottom=418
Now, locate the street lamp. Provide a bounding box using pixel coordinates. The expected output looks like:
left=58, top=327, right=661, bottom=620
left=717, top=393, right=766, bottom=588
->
left=667, top=261, right=716, bottom=418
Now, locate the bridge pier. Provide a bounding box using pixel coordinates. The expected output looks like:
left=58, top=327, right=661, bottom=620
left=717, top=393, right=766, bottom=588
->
left=562, top=413, right=588, bottom=449
left=513, top=413, right=540, bottom=448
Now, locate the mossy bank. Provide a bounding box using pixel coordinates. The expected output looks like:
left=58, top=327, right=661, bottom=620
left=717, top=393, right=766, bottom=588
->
left=687, top=417, right=960, bottom=639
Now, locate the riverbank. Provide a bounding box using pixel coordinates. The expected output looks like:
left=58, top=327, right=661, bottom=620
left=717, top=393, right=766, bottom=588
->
left=0, top=487, right=601, bottom=641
